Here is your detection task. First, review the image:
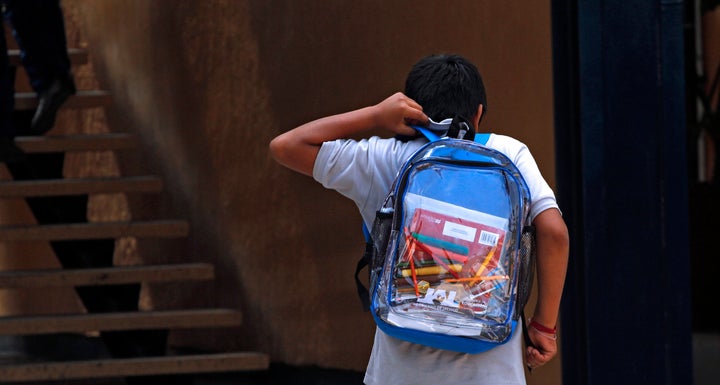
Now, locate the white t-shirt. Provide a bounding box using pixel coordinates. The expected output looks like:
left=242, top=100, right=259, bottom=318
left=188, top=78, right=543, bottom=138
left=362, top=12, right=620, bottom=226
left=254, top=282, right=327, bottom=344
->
left=313, top=134, right=559, bottom=385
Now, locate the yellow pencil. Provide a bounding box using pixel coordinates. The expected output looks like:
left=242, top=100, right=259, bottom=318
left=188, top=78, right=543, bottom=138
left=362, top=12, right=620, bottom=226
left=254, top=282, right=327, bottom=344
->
left=399, top=264, right=463, bottom=277
left=473, top=246, right=497, bottom=278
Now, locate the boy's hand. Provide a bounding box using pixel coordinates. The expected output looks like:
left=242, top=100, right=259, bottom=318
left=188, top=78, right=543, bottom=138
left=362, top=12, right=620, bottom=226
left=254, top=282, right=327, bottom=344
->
left=270, top=92, right=429, bottom=176
left=525, top=327, right=558, bottom=370
left=372, top=92, right=429, bottom=136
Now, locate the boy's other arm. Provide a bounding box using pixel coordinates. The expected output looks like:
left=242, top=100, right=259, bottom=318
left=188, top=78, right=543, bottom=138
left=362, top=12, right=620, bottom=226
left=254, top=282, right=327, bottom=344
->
left=525, top=207, right=569, bottom=369
left=269, top=92, right=428, bottom=176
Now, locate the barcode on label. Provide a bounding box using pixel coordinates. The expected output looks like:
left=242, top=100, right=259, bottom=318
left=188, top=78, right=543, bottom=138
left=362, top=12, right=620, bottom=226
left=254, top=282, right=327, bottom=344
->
left=479, top=230, right=499, bottom=246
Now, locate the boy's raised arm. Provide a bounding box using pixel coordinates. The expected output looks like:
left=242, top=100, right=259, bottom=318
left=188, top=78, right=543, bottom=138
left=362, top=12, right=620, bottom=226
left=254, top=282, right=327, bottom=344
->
left=269, top=92, right=428, bottom=176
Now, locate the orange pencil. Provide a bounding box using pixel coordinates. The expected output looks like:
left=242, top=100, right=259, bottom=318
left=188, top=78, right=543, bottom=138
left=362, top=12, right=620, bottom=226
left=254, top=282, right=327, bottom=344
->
left=405, top=235, right=419, bottom=297
left=410, top=256, right=419, bottom=296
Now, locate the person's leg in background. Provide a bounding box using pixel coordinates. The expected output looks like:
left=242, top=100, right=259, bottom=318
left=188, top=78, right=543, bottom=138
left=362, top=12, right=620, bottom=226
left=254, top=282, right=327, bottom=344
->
left=3, top=0, right=76, bottom=136
left=0, top=16, right=24, bottom=162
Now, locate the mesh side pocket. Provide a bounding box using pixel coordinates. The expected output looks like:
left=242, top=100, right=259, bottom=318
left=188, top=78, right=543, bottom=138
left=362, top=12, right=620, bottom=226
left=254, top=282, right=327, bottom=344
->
left=356, top=205, right=395, bottom=311
left=369, top=207, right=395, bottom=291
left=515, top=225, right=536, bottom=319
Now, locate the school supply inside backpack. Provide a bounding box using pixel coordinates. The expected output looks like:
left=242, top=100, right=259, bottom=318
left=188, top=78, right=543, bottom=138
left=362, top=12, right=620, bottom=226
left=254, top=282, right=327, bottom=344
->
left=355, top=118, right=535, bottom=354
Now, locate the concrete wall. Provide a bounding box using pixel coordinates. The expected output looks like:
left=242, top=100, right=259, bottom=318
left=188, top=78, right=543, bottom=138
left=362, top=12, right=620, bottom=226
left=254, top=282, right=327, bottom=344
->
left=61, top=0, right=559, bottom=381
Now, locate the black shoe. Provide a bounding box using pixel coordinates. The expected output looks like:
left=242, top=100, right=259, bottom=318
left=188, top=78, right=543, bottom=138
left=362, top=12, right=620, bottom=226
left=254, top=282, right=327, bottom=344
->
left=29, top=75, right=77, bottom=135
left=0, top=136, right=26, bottom=163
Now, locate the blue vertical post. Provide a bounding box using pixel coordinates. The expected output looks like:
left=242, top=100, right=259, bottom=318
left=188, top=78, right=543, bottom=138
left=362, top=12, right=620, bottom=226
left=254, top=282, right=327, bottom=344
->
left=552, top=1, right=693, bottom=384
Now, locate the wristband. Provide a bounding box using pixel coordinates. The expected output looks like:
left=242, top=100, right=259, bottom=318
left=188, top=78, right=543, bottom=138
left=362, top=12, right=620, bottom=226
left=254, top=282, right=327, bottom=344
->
left=530, top=327, right=557, bottom=340
left=529, top=319, right=557, bottom=334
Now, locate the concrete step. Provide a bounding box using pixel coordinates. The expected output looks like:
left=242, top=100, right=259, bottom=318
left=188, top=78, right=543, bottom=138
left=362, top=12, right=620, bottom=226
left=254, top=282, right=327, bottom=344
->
left=0, top=220, right=189, bottom=242
left=8, top=48, right=88, bottom=67
left=14, top=90, right=113, bottom=110
left=0, top=176, right=163, bottom=198
left=14, top=133, right=138, bottom=153
left=0, top=263, right=214, bottom=288
left=0, top=309, right=243, bottom=335
left=0, top=352, right=270, bottom=382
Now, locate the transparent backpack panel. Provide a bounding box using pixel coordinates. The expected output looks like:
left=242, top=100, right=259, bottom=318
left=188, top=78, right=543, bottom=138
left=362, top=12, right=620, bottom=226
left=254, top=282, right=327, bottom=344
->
left=375, top=156, right=524, bottom=342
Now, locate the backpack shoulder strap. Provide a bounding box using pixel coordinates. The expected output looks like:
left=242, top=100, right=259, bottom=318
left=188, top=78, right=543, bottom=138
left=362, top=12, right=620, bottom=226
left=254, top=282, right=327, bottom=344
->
left=475, top=133, right=490, bottom=145
left=412, top=125, right=491, bottom=145
left=412, top=125, right=442, bottom=142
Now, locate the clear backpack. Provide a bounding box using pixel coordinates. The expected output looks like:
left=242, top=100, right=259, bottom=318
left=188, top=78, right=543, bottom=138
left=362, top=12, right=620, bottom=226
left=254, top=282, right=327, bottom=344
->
left=357, top=125, right=535, bottom=354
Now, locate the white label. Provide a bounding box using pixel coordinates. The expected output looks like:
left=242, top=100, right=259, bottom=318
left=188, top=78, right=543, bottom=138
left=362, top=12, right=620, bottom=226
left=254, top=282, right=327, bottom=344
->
left=442, top=221, right=477, bottom=242
left=479, top=230, right=500, bottom=246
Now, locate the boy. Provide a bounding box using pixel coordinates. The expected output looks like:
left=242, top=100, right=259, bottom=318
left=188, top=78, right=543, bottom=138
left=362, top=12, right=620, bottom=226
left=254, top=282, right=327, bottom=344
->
left=270, top=53, right=569, bottom=385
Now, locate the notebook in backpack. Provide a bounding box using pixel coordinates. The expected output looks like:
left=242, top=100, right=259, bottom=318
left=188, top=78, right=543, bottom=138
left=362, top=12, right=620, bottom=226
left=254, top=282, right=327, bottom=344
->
left=359, top=123, right=535, bottom=354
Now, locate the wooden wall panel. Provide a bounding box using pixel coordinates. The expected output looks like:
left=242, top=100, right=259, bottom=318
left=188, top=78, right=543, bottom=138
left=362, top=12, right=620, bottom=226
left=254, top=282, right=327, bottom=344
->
left=63, top=1, right=558, bottom=381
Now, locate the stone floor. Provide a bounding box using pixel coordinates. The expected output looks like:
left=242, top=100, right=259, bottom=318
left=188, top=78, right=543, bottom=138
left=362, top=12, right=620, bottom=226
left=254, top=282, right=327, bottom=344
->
left=191, top=365, right=363, bottom=385
left=0, top=334, right=364, bottom=385
left=2, top=333, right=718, bottom=384
left=693, top=332, right=720, bottom=385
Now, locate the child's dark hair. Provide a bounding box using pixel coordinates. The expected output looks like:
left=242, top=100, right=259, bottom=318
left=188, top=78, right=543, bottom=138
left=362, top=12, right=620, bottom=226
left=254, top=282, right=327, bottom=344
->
left=404, top=54, right=487, bottom=125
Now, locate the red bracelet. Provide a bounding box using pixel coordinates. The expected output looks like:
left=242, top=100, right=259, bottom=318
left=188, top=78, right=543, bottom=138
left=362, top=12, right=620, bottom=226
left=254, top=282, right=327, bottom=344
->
left=529, top=319, right=556, bottom=334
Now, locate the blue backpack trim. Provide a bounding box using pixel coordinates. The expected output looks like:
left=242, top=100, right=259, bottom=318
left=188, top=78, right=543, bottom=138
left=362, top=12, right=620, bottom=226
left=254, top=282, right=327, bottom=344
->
left=412, top=125, right=490, bottom=145
left=371, top=312, right=518, bottom=354
left=372, top=127, right=519, bottom=353
left=358, top=127, right=526, bottom=354
left=475, top=132, right=491, bottom=145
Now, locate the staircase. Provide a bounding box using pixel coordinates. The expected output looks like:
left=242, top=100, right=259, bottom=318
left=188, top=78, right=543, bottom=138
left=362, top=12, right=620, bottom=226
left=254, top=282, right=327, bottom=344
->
left=1, top=47, right=269, bottom=382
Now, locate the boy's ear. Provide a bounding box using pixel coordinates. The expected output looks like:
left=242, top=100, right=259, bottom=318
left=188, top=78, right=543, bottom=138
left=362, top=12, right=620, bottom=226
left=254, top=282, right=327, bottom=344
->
left=472, top=104, right=485, bottom=130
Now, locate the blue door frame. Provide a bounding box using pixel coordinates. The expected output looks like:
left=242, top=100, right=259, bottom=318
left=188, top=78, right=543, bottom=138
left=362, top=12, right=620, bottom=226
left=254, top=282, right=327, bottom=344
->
left=552, top=1, right=693, bottom=384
